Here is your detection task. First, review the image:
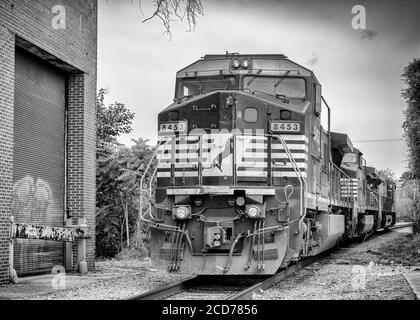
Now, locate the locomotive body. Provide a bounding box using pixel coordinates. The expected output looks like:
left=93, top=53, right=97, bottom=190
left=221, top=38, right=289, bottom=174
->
left=141, top=54, right=396, bottom=275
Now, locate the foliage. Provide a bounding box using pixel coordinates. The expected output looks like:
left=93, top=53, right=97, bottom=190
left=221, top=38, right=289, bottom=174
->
left=401, top=58, right=420, bottom=232
left=400, top=170, right=415, bottom=182
left=378, top=168, right=397, bottom=183
left=397, top=171, right=420, bottom=233
left=142, top=0, right=204, bottom=38
left=96, top=89, right=155, bottom=257
left=96, top=88, right=135, bottom=155
left=401, top=58, right=420, bottom=179
left=104, top=0, right=204, bottom=38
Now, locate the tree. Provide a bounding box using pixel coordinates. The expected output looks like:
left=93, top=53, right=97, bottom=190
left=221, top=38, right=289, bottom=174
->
left=401, top=58, right=420, bottom=232
left=104, top=0, right=204, bottom=38
left=378, top=168, right=397, bottom=183
left=96, top=89, right=135, bottom=256
left=96, top=138, right=155, bottom=257
left=96, top=88, right=135, bottom=154
left=96, top=89, right=156, bottom=257
left=402, top=58, right=420, bottom=179
left=142, top=0, right=204, bottom=37
left=397, top=171, right=420, bottom=233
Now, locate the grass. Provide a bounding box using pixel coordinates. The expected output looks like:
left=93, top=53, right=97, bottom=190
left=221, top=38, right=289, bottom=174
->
left=114, top=246, right=149, bottom=261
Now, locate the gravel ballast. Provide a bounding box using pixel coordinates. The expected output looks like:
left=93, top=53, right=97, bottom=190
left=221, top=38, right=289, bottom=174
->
left=254, top=228, right=417, bottom=300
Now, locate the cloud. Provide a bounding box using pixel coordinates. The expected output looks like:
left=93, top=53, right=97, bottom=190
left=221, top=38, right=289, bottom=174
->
left=306, top=53, right=319, bottom=66
left=360, top=29, right=378, bottom=40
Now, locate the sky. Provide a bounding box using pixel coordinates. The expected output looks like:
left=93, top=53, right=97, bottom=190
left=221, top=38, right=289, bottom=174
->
left=97, top=0, right=420, bottom=177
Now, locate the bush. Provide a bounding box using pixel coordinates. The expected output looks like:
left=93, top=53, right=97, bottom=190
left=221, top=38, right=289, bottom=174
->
left=115, top=247, right=148, bottom=261
left=396, top=178, right=420, bottom=233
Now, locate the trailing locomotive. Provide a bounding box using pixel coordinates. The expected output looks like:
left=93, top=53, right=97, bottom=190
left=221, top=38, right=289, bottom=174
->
left=139, top=53, right=396, bottom=275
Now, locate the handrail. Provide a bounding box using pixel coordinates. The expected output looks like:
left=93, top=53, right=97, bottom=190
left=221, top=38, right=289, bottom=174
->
left=330, top=162, right=355, bottom=204
left=330, top=162, right=351, bottom=180
left=138, top=137, right=183, bottom=233
left=272, top=135, right=307, bottom=232
left=366, top=186, right=380, bottom=207
left=330, top=161, right=356, bottom=207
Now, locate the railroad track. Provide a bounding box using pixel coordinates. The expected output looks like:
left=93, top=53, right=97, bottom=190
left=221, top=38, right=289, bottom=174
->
left=128, top=222, right=413, bottom=301
left=386, top=222, right=412, bottom=231
left=127, top=275, right=271, bottom=300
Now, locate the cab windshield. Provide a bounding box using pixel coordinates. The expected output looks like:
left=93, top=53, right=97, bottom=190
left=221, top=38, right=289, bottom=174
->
left=243, top=76, right=306, bottom=99
left=341, top=153, right=358, bottom=170
left=177, top=76, right=237, bottom=98
left=342, top=153, right=357, bottom=164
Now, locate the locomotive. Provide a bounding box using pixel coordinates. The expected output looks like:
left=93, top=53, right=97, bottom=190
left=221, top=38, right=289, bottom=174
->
left=139, top=53, right=396, bottom=275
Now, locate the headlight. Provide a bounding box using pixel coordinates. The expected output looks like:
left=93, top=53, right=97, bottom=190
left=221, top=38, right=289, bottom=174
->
left=232, top=59, right=240, bottom=69
left=175, top=206, right=190, bottom=220
left=241, top=59, right=250, bottom=69
left=247, top=206, right=260, bottom=218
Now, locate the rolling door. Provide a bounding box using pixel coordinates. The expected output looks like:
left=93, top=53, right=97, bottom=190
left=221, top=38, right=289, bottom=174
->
left=12, top=49, right=66, bottom=275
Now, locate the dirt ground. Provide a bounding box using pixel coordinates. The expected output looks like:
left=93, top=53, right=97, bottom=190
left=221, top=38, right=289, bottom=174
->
left=254, top=227, right=419, bottom=300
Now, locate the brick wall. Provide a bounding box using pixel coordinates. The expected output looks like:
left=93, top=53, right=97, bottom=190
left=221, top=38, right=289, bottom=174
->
left=0, top=0, right=97, bottom=284
left=67, top=73, right=96, bottom=269
left=0, top=25, right=15, bottom=285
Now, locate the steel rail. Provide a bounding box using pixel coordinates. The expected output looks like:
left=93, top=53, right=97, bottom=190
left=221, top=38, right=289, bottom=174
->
left=227, top=255, right=320, bottom=300
left=385, top=222, right=413, bottom=231
left=128, top=275, right=271, bottom=300
left=127, top=276, right=199, bottom=300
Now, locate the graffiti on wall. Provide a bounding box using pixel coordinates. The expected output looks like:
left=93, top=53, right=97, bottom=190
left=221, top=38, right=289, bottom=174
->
left=12, top=176, right=56, bottom=225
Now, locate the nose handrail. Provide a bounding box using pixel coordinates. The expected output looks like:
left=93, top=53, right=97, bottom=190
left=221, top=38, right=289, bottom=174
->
left=138, top=137, right=183, bottom=233
left=272, top=135, right=307, bottom=232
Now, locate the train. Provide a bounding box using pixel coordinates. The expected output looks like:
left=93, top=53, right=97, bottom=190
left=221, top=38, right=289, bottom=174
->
left=139, top=53, right=396, bottom=275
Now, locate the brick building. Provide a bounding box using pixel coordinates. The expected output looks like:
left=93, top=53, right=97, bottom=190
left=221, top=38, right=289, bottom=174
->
left=0, top=0, right=97, bottom=284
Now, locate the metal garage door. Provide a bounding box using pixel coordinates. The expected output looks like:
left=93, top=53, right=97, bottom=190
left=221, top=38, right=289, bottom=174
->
left=12, top=49, right=66, bottom=276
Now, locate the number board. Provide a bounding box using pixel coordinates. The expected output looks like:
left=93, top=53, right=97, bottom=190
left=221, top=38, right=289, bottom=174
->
left=270, top=121, right=301, bottom=133
left=159, top=121, right=188, bottom=134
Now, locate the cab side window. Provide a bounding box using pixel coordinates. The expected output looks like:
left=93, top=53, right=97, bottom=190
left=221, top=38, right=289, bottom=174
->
left=314, top=84, right=321, bottom=116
